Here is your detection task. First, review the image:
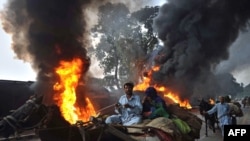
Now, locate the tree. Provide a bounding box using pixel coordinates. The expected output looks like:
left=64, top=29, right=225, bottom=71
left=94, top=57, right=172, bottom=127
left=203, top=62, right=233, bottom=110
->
left=90, top=3, right=159, bottom=89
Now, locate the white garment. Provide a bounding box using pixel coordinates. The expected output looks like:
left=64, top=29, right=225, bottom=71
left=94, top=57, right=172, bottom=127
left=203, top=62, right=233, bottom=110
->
left=105, top=94, right=142, bottom=125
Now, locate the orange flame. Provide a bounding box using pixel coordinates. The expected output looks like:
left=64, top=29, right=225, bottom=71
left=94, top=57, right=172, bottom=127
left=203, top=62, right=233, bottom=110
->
left=53, top=58, right=97, bottom=124
left=164, top=92, right=192, bottom=109
left=134, top=66, right=192, bottom=109
left=209, top=98, right=215, bottom=105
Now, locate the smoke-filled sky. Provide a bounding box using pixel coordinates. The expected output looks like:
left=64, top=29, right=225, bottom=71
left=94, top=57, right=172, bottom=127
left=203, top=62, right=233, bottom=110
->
left=0, top=0, right=250, bottom=87
left=151, top=0, right=250, bottom=100
left=216, top=31, right=250, bottom=86
left=0, top=0, right=36, bottom=81
left=0, top=0, right=165, bottom=81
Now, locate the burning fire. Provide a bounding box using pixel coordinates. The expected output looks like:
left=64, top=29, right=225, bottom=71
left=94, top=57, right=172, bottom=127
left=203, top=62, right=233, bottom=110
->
left=53, top=58, right=97, bottom=124
left=134, top=66, right=192, bottom=109
left=209, top=98, right=215, bottom=105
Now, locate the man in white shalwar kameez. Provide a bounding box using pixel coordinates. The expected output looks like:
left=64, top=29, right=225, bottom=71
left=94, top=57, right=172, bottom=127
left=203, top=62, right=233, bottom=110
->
left=205, top=96, right=231, bottom=136
left=105, top=82, right=142, bottom=126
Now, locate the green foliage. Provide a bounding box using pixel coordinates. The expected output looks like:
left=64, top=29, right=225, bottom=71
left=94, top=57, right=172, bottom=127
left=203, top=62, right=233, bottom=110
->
left=90, top=3, right=159, bottom=89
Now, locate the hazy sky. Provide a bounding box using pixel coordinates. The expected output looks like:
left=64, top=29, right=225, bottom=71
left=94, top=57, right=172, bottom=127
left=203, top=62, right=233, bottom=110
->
left=0, top=0, right=37, bottom=81
left=216, top=31, right=250, bottom=86
left=0, top=0, right=250, bottom=86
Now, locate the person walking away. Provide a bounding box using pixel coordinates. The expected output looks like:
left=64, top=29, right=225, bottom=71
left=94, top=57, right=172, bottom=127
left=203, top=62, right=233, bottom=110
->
left=224, top=95, right=240, bottom=125
left=242, top=97, right=247, bottom=108
left=204, top=96, right=231, bottom=136
left=105, top=82, right=143, bottom=126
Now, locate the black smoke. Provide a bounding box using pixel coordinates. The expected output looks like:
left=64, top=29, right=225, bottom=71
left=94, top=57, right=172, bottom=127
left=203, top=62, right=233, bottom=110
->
left=0, top=0, right=162, bottom=106
left=1, top=0, right=91, bottom=105
left=152, top=0, right=250, bottom=100
left=2, top=0, right=250, bottom=104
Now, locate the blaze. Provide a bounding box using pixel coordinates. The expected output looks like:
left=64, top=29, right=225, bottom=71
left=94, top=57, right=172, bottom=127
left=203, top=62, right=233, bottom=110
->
left=53, top=58, right=96, bottom=124
left=134, top=66, right=192, bottom=109
left=164, top=92, right=192, bottom=109
left=209, top=98, right=215, bottom=105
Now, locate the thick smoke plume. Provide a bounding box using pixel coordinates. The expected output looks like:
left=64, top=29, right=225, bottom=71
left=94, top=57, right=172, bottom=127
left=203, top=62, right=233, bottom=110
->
left=1, top=0, right=92, bottom=105
left=2, top=0, right=250, bottom=105
left=216, top=31, right=250, bottom=86
left=153, top=0, right=250, bottom=99
left=0, top=0, right=159, bottom=105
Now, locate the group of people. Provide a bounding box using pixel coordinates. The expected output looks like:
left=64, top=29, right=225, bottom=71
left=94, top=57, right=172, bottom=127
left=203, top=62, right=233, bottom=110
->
left=104, top=81, right=243, bottom=138
left=105, top=82, right=169, bottom=126
left=203, top=95, right=242, bottom=136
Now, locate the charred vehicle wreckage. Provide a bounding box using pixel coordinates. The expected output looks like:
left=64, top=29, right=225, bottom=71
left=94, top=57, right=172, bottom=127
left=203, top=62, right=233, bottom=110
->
left=0, top=95, right=202, bottom=141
